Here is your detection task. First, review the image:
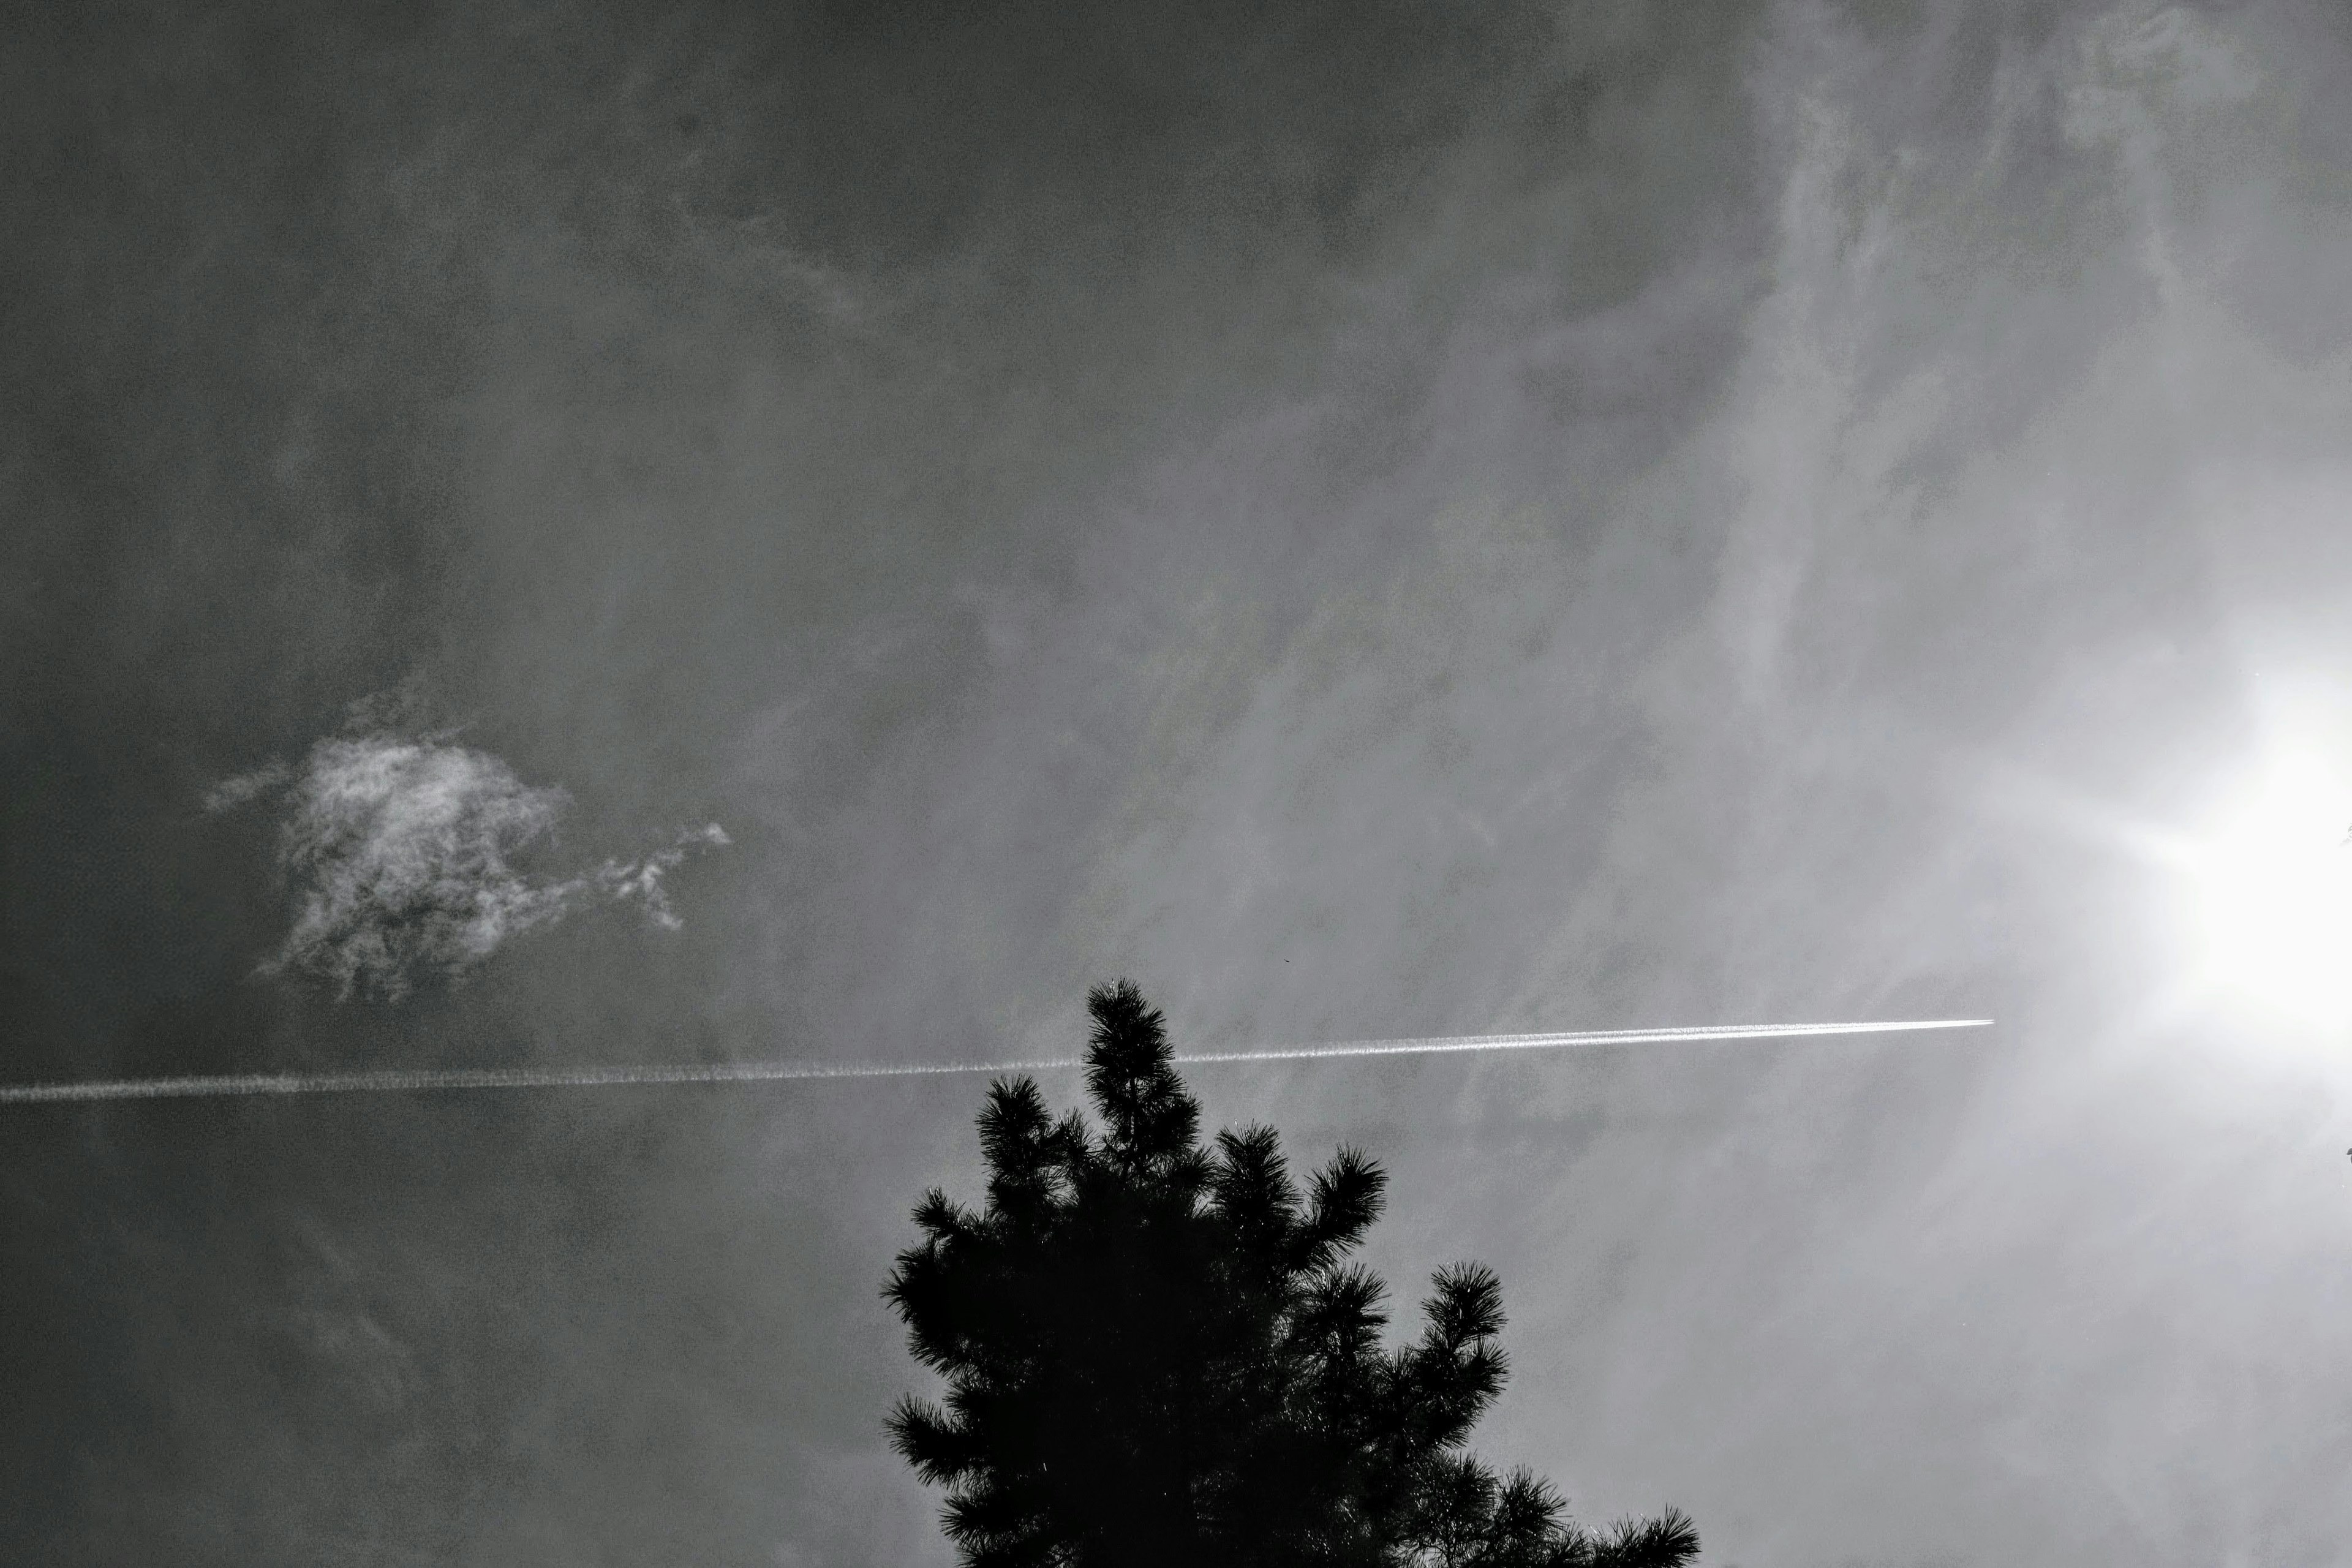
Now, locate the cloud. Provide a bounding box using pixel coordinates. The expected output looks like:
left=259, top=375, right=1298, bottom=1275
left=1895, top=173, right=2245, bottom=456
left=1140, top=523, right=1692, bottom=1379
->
left=199, top=761, right=290, bottom=814
left=594, top=821, right=733, bottom=932
left=211, top=732, right=725, bottom=1000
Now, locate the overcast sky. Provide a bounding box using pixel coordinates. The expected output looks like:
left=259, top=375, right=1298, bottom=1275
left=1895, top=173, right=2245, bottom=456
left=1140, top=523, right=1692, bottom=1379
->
left=8, top=2, right=2352, bottom=1564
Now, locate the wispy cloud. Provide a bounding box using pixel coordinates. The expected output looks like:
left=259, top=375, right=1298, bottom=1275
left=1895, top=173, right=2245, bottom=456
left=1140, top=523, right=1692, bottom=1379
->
left=199, top=760, right=290, bottom=814
left=593, top=821, right=732, bottom=932
left=208, top=732, right=726, bottom=1000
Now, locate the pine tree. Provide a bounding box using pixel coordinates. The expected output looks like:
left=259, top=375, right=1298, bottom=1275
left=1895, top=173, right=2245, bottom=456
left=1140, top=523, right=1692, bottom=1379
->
left=886, top=981, right=1700, bottom=1568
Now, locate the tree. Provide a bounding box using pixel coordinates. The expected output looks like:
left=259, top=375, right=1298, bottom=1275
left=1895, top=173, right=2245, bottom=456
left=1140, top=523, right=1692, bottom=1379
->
left=885, top=981, right=1700, bottom=1568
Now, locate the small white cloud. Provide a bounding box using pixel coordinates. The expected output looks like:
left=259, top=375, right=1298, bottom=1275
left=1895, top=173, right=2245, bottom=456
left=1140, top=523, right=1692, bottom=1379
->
left=592, top=822, right=732, bottom=932
left=217, top=731, right=726, bottom=1000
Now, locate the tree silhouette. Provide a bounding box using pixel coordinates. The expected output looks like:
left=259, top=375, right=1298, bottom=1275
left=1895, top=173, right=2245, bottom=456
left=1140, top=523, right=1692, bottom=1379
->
left=886, top=981, right=1700, bottom=1568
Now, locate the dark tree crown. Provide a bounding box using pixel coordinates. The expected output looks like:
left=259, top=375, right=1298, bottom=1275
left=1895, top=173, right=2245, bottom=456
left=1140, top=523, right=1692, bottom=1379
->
left=884, top=980, right=1699, bottom=1568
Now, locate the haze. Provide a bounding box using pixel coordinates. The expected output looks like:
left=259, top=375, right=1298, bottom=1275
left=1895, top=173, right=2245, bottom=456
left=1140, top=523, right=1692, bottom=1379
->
left=6, top=4, right=2352, bottom=1564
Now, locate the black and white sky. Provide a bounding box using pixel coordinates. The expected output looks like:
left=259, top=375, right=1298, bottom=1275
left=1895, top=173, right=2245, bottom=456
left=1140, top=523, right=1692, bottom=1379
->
left=7, top=2, right=2352, bottom=1563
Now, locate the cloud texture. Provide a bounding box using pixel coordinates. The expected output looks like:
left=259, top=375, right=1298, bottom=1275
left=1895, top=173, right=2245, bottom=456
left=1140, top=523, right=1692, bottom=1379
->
left=214, top=733, right=725, bottom=999
left=9, top=3, right=2352, bottom=1566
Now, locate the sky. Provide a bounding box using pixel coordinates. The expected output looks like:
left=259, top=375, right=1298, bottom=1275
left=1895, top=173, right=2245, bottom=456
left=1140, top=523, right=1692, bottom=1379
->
left=6, top=2, right=2352, bottom=1563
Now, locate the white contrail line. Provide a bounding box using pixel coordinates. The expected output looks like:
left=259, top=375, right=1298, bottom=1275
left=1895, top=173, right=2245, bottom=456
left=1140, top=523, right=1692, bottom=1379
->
left=1177, top=1017, right=1993, bottom=1062
left=0, top=1019, right=1992, bottom=1106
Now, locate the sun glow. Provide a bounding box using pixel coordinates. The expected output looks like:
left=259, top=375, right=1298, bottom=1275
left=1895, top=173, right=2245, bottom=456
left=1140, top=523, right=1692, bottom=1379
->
left=2180, top=752, right=2352, bottom=1028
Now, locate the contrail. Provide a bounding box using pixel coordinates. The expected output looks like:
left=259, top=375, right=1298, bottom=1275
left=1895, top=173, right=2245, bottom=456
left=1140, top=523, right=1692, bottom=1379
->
left=0, top=1019, right=1991, bottom=1106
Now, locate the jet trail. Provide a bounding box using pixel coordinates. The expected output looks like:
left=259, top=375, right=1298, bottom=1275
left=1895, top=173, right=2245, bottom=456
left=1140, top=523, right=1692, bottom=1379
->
left=0, top=1019, right=1991, bottom=1105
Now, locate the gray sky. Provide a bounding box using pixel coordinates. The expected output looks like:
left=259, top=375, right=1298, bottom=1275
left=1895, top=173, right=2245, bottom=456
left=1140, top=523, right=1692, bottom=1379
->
left=7, top=2, right=2352, bottom=1564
